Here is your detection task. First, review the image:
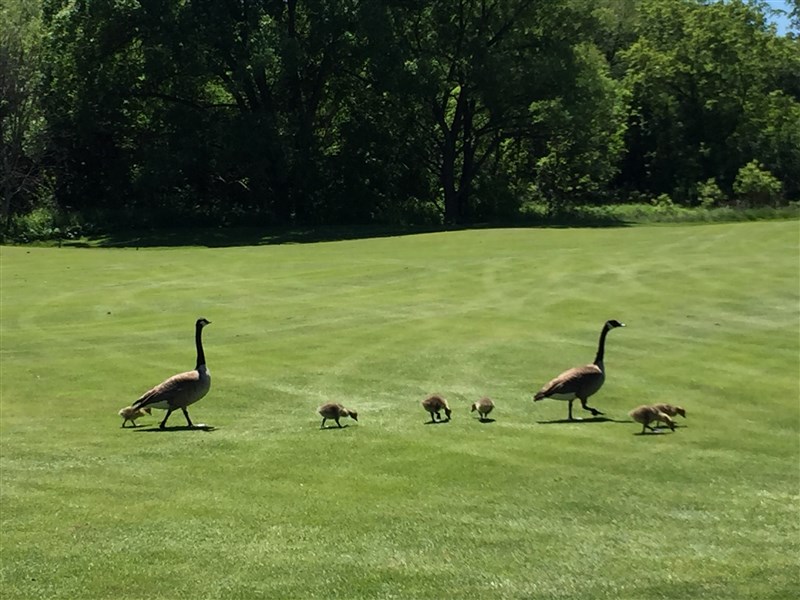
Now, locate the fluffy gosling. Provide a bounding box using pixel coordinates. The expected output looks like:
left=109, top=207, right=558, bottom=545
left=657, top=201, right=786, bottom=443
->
left=471, top=397, right=495, bottom=421
left=422, top=394, right=451, bottom=423
left=318, top=402, right=358, bottom=428
left=652, top=403, right=686, bottom=419
left=118, top=405, right=151, bottom=428
left=628, top=405, right=676, bottom=434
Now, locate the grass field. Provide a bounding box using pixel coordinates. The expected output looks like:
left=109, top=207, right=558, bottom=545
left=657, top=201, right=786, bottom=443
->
left=1, top=221, right=798, bottom=599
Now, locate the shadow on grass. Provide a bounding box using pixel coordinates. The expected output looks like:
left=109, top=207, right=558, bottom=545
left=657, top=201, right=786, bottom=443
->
left=134, top=424, right=216, bottom=432
left=62, top=214, right=631, bottom=249
left=424, top=419, right=451, bottom=425
left=634, top=429, right=677, bottom=436
left=536, top=416, right=623, bottom=425
left=477, top=418, right=496, bottom=424
left=319, top=424, right=350, bottom=430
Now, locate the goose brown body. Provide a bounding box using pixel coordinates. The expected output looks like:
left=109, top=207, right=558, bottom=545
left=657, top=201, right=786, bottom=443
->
left=471, top=397, right=495, bottom=420
left=629, top=405, right=676, bottom=434
left=422, top=394, right=451, bottom=422
left=533, top=319, right=625, bottom=421
left=318, top=402, right=358, bottom=428
left=131, top=318, right=212, bottom=429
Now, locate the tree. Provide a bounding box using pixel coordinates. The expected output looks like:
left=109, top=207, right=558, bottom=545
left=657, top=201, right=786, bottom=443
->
left=619, top=0, right=800, bottom=202
left=1, top=0, right=47, bottom=231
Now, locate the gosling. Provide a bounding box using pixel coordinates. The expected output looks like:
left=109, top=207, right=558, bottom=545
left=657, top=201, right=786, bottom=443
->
left=318, top=402, right=358, bottom=428
left=422, top=394, right=451, bottom=423
left=652, top=403, right=686, bottom=420
left=628, top=405, right=676, bottom=434
left=471, top=397, right=495, bottom=421
left=118, top=405, right=151, bottom=428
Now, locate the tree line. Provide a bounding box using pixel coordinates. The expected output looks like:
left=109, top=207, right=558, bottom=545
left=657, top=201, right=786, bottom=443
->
left=2, top=0, right=799, bottom=235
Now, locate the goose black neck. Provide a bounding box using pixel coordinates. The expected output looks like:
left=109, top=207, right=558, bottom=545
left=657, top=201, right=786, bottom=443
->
left=593, top=324, right=611, bottom=365
left=195, top=323, right=206, bottom=368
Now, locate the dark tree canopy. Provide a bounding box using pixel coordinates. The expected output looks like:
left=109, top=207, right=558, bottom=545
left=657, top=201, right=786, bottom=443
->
left=2, top=0, right=798, bottom=235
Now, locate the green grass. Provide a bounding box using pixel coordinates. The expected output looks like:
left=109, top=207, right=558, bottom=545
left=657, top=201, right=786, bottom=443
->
left=1, top=221, right=798, bottom=599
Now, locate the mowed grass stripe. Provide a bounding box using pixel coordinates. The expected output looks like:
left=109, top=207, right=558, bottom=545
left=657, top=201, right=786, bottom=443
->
left=1, top=221, right=798, bottom=599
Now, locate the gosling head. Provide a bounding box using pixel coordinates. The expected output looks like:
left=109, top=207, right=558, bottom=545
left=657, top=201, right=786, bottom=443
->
left=348, top=410, right=358, bottom=422
left=661, top=413, right=676, bottom=431
left=675, top=406, right=686, bottom=418
left=470, top=403, right=478, bottom=413
left=444, top=407, right=452, bottom=420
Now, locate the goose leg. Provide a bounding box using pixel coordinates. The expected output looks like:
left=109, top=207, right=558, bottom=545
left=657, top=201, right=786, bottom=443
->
left=181, top=407, right=194, bottom=427
left=321, top=417, right=327, bottom=428
left=568, top=400, right=575, bottom=421
left=159, top=409, right=173, bottom=429
left=335, top=417, right=342, bottom=428
left=580, top=398, right=603, bottom=417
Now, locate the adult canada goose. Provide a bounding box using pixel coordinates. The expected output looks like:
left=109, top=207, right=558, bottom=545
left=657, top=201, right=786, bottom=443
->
left=422, top=394, right=451, bottom=423
left=131, top=318, right=212, bottom=429
left=471, top=397, right=495, bottom=421
left=318, top=403, right=358, bottom=428
left=533, top=319, right=625, bottom=421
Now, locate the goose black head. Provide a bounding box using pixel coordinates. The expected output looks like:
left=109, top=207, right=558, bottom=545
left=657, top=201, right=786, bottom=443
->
left=196, top=318, right=212, bottom=328
left=606, top=319, right=625, bottom=329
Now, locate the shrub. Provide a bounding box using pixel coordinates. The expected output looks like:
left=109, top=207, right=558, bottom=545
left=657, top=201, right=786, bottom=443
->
left=733, top=161, right=784, bottom=207
left=697, top=178, right=727, bottom=209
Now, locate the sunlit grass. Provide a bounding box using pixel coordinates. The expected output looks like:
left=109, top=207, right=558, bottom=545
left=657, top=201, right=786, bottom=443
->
left=1, top=221, right=798, bottom=599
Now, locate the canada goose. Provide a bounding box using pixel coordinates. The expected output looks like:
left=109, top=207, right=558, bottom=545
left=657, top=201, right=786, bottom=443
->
left=318, top=403, right=358, bottom=428
left=422, top=394, right=451, bottom=423
left=471, top=397, right=495, bottom=421
left=118, top=405, right=151, bottom=428
left=652, top=403, right=686, bottom=419
left=131, top=318, right=212, bottom=429
left=533, top=319, right=625, bottom=421
left=628, top=405, right=676, bottom=434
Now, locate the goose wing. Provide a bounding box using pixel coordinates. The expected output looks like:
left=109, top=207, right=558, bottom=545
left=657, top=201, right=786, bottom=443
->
left=132, top=370, right=201, bottom=410
left=535, top=364, right=603, bottom=399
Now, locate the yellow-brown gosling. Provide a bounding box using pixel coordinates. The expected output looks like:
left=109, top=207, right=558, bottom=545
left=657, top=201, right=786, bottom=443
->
left=652, top=403, right=686, bottom=419
left=628, top=405, right=676, bottom=434
left=471, top=397, right=495, bottom=421
left=422, top=394, right=452, bottom=423
left=318, top=403, right=358, bottom=428
left=118, top=406, right=151, bottom=428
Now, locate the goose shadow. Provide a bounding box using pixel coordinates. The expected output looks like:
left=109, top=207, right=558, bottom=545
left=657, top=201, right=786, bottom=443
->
left=424, top=419, right=451, bottom=425
left=477, top=418, right=496, bottom=424
left=320, top=424, right=350, bottom=430
left=134, top=424, right=216, bottom=432
left=536, top=416, right=618, bottom=425
left=634, top=429, right=676, bottom=436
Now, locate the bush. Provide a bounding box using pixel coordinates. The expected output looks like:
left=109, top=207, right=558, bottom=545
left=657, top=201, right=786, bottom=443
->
left=697, top=178, right=727, bottom=209
left=733, top=161, right=784, bottom=207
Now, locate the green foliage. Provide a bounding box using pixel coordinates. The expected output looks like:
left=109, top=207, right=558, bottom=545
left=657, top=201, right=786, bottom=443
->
left=620, top=0, right=800, bottom=203
left=733, top=160, right=784, bottom=206
left=3, top=0, right=799, bottom=233
left=697, top=177, right=727, bottom=208
left=1, top=223, right=798, bottom=599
